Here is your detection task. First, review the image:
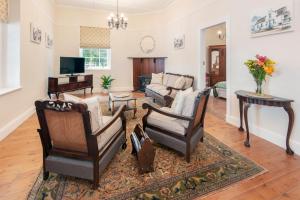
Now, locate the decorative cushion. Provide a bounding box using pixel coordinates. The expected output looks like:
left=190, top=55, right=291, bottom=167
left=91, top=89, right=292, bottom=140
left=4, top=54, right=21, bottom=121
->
left=147, top=107, right=189, bottom=136
left=151, top=73, right=163, bottom=85
left=183, top=77, right=194, bottom=89
left=97, top=116, right=122, bottom=151
left=174, top=76, right=186, bottom=89
left=181, top=91, right=200, bottom=117
left=63, top=94, right=103, bottom=133
left=166, top=74, right=180, bottom=88
left=163, top=74, right=169, bottom=86
left=171, top=88, right=193, bottom=114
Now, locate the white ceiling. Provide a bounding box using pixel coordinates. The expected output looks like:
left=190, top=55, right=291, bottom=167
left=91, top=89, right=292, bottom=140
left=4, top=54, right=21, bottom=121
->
left=55, top=0, right=176, bottom=13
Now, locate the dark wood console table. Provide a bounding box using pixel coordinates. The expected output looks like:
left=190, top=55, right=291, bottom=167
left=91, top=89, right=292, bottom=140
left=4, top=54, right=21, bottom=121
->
left=48, top=74, right=93, bottom=98
left=235, top=90, right=295, bottom=155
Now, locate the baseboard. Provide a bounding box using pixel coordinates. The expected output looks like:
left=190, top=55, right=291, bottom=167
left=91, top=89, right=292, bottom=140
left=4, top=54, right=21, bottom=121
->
left=226, top=115, right=300, bottom=155
left=0, top=106, right=35, bottom=141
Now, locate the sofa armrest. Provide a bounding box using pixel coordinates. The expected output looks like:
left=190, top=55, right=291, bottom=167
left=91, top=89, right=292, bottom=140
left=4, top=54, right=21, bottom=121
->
left=164, top=95, right=174, bottom=108
left=93, top=105, right=126, bottom=137
left=142, top=103, right=193, bottom=122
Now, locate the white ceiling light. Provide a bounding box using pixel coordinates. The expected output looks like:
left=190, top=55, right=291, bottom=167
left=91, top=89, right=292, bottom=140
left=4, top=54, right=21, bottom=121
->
left=107, top=0, right=128, bottom=30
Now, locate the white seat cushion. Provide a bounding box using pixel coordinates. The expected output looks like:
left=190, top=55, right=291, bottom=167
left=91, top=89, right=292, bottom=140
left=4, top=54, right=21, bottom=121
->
left=97, top=116, right=122, bottom=151
left=147, top=107, right=189, bottom=136
left=146, top=84, right=168, bottom=94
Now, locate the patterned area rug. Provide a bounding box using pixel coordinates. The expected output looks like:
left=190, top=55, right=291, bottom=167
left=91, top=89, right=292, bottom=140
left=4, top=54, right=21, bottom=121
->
left=28, top=98, right=266, bottom=200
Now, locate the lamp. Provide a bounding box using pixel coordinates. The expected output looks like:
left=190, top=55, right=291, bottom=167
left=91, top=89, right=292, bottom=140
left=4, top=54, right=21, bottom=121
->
left=217, top=30, right=225, bottom=40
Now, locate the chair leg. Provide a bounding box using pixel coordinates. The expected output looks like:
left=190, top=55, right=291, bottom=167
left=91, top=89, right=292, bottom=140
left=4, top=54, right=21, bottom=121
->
left=200, top=136, right=204, bottom=143
left=43, top=171, right=49, bottom=180
left=122, top=142, right=127, bottom=150
left=185, top=154, right=191, bottom=163
left=93, top=161, right=99, bottom=189
left=185, top=146, right=191, bottom=163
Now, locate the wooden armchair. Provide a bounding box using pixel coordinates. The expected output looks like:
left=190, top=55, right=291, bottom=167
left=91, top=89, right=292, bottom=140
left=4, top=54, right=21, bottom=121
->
left=35, top=100, right=127, bottom=189
left=142, top=88, right=211, bottom=162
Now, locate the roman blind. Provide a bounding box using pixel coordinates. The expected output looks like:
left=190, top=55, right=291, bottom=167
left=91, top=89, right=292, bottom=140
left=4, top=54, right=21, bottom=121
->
left=0, top=0, right=8, bottom=23
left=80, top=26, right=111, bottom=49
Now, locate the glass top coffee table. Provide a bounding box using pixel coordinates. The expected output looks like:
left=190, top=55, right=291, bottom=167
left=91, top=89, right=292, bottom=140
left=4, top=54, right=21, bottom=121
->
left=108, top=92, right=137, bottom=118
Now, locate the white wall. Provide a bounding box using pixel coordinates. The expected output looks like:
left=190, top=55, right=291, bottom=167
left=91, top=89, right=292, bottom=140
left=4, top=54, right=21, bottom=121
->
left=0, top=0, right=55, bottom=140
left=204, top=23, right=226, bottom=48
left=162, top=0, right=300, bottom=154
left=54, top=6, right=167, bottom=92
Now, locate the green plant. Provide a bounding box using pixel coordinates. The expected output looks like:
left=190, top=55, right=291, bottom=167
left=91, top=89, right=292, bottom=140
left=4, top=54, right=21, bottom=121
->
left=101, top=75, right=115, bottom=90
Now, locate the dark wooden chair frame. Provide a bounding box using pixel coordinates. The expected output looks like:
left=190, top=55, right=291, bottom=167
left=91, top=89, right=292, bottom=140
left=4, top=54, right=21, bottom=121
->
left=142, top=88, right=211, bottom=162
left=35, top=100, right=127, bottom=189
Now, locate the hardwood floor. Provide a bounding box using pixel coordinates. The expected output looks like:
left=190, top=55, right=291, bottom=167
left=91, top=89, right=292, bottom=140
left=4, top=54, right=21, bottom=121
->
left=0, top=93, right=300, bottom=200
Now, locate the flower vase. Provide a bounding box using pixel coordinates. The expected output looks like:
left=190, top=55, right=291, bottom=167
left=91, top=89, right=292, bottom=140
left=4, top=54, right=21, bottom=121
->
left=255, top=80, right=263, bottom=95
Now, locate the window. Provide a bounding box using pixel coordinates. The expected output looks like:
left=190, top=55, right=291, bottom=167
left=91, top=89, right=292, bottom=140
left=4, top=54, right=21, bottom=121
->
left=80, top=48, right=111, bottom=70
left=80, top=26, right=111, bottom=70
left=0, top=0, right=21, bottom=95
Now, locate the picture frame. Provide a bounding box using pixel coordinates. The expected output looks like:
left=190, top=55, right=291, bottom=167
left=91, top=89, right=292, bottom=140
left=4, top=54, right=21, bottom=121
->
left=30, top=23, right=42, bottom=44
left=251, top=0, right=294, bottom=37
left=174, top=35, right=185, bottom=49
left=45, top=33, right=53, bottom=48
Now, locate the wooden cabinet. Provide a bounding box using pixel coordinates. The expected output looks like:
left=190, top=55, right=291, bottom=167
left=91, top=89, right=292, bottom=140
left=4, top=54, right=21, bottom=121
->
left=129, top=57, right=167, bottom=91
left=207, top=45, right=226, bottom=87
left=48, top=74, right=93, bottom=98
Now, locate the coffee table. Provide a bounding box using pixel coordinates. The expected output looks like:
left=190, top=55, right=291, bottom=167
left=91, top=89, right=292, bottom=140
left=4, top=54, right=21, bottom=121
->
left=108, top=92, right=137, bottom=118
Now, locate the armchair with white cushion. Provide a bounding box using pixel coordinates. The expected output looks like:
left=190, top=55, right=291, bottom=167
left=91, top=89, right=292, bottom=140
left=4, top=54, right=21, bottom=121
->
left=142, top=88, right=211, bottom=162
left=35, top=95, right=127, bottom=189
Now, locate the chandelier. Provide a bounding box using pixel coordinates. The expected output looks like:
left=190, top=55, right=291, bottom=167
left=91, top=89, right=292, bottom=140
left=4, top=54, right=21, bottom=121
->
left=107, top=0, right=128, bottom=30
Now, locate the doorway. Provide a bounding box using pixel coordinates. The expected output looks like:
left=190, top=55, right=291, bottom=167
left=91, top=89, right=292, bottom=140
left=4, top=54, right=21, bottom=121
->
left=201, top=22, right=228, bottom=120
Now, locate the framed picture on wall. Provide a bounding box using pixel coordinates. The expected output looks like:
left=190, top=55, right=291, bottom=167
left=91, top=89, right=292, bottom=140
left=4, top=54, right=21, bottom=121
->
left=174, top=35, right=185, bottom=49
left=251, top=0, right=294, bottom=37
left=30, top=23, right=42, bottom=44
left=45, top=33, right=53, bottom=48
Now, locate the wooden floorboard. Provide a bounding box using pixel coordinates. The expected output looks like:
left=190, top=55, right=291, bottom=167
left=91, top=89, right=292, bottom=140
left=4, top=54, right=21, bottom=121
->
left=0, top=95, right=299, bottom=200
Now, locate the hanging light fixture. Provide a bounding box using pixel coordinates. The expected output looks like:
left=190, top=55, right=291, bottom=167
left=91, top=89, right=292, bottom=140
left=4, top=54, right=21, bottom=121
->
left=107, top=0, right=128, bottom=30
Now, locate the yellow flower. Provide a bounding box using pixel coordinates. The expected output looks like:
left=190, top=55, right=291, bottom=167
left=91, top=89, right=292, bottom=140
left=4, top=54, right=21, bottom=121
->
left=264, top=66, right=275, bottom=75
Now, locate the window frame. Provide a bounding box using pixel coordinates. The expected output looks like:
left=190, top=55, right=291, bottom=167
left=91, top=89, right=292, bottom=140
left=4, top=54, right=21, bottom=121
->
left=79, top=48, right=112, bottom=71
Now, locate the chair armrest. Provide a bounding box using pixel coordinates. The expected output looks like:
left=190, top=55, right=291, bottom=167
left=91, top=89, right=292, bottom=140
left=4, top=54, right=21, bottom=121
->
left=164, top=95, right=174, bottom=108
left=93, top=105, right=126, bottom=137
left=142, top=103, right=193, bottom=122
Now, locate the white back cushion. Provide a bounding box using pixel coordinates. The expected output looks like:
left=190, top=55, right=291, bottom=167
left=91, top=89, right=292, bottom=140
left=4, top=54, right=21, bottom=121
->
left=181, top=91, right=200, bottom=117
left=163, top=74, right=169, bottom=86
left=171, top=87, right=193, bottom=114
left=151, top=73, right=163, bottom=85
left=63, top=94, right=103, bottom=133
left=174, top=76, right=186, bottom=89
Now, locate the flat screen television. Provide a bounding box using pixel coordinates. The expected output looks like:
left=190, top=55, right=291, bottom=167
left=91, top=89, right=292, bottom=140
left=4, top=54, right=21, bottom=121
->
left=60, top=57, right=85, bottom=75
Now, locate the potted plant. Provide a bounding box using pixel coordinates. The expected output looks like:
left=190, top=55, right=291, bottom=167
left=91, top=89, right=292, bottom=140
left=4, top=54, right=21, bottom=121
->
left=244, top=55, right=276, bottom=95
left=101, top=75, right=115, bottom=93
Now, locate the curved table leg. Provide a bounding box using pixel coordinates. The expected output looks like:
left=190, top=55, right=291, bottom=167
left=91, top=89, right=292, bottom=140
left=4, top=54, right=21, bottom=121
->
left=244, top=103, right=251, bottom=148
left=239, top=98, right=245, bottom=132
left=284, top=105, right=295, bottom=155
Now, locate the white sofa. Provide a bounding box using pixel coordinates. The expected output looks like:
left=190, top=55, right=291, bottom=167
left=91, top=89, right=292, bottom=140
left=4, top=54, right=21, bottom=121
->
left=145, top=73, right=194, bottom=106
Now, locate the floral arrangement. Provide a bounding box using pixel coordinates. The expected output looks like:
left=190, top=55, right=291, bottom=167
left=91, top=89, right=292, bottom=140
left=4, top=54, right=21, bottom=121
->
left=244, top=55, right=276, bottom=94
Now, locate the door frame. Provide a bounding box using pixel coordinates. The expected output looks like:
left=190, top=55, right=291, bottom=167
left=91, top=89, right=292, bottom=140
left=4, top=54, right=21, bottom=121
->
left=199, top=17, right=231, bottom=122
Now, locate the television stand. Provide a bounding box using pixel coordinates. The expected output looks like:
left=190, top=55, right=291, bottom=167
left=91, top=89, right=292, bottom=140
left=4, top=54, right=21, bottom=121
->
left=48, top=74, right=93, bottom=99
